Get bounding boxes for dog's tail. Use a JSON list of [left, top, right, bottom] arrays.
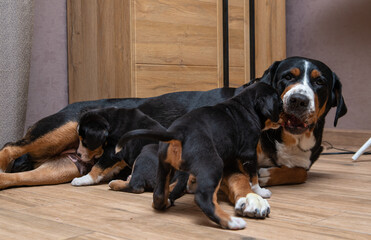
[[115, 129, 178, 154]]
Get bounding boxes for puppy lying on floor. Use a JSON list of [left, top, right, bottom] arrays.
[[116, 82, 283, 230]]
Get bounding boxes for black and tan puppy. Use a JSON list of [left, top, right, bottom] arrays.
[[109, 143, 190, 201], [108, 144, 159, 193], [71, 107, 166, 186], [116, 82, 283, 230]]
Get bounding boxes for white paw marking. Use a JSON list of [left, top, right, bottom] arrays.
[[259, 168, 271, 187], [259, 168, 271, 177], [235, 193, 270, 219], [251, 183, 272, 198], [71, 174, 95, 186], [227, 217, 246, 230]]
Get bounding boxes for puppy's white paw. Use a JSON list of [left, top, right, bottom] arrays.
[[258, 168, 271, 187], [71, 174, 94, 186], [235, 193, 270, 219], [227, 217, 246, 230], [251, 183, 272, 198]]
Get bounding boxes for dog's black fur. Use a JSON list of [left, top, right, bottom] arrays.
[[116, 82, 282, 229]]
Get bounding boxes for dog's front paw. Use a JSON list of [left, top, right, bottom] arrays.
[[71, 174, 94, 186], [258, 168, 272, 187], [251, 183, 272, 198], [235, 193, 270, 219]]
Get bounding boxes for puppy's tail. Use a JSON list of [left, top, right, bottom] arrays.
[[115, 129, 178, 154]]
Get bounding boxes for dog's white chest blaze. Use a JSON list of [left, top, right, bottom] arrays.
[[275, 131, 315, 169]]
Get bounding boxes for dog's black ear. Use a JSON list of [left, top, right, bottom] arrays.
[[332, 73, 347, 127], [257, 61, 282, 86], [90, 115, 110, 141], [79, 112, 110, 145], [256, 94, 282, 123]]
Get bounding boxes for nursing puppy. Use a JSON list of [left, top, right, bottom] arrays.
[[72, 107, 166, 186], [109, 143, 189, 201], [116, 82, 283, 230]]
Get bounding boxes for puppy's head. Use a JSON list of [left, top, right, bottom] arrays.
[[77, 111, 109, 162], [253, 82, 283, 129], [258, 57, 347, 135]]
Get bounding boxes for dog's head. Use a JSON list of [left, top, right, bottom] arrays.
[[258, 57, 347, 135], [77, 111, 109, 162]]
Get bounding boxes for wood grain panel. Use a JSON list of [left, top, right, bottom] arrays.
[[68, 0, 98, 103], [67, 0, 131, 103], [67, 0, 286, 102], [134, 0, 219, 66], [255, 0, 286, 78], [135, 64, 218, 97], [228, 0, 245, 68], [229, 66, 245, 88], [228, 0, 251, 84]]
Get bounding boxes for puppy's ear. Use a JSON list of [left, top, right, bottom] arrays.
[[256, 94, 282, 123], [332, 73, 347, 127], [257, 61, 281, 86]]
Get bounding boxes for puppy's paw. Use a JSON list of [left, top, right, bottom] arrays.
[[71, 174, 94, 186], [108, 179, 127, 191], [235, 193, 270, 219], [258, 168, 272, 187], [251, 183, 272, 198], [226, 217, 246, 230], [152, 198, 172, 210]]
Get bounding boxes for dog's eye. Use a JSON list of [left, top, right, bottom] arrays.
[[283, 74, 294, 81], [315, 78, 325, 85]]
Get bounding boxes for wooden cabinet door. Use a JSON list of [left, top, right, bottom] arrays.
[[132, 0, 223, 97], [67, 0, 285, 103]]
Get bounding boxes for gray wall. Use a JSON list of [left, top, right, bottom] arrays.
[[286, 0, 371, 130], [25, 0, 68, 129]]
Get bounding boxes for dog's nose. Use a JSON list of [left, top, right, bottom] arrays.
[[76, 152, 82, 158], [289, 94, 309, 109]]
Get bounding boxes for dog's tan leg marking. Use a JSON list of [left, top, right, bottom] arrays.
[[213, 181, 246, 230], [259, 166, 307, 186], [164, 140, 182, 170], [0, 156, 80, 189], [169, 179, 177, 192], [221, 173, 253, 204], [0, 121, 79, 171]]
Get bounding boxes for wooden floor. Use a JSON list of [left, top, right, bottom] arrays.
[[0, 148, 370, 239]]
